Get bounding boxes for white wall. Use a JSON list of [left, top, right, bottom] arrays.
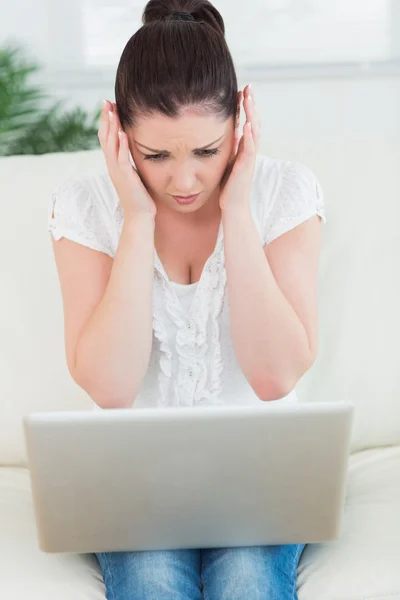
[[2, 0, 399, 147], [29, 73, 400, 147]]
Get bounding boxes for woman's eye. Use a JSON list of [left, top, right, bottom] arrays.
[[143, 148, 220, 162], [144, 154, 165, 162], [197, 149, 220, 158]]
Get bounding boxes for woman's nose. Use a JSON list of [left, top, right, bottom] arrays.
[[171, 169, 197, 194]]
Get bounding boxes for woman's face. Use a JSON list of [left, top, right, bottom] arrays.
[[127, 108, 236, 214]]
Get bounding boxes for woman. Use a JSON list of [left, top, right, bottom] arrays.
[[48, 0, 326, 598]]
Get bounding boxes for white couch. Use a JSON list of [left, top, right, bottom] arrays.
[[1, 140, 399, 599]]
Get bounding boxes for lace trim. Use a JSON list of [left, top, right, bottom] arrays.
[[281, 161, 326, 222], [152, 274, 174, 407], [152, 238, 226, 408], [262, 161, 326, 246]]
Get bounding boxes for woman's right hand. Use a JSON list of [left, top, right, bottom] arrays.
[[98, 100, 157, 219]]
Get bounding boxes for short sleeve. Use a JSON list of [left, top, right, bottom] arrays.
[[263, 161, 326, 246], [47, 176, 116, 258]]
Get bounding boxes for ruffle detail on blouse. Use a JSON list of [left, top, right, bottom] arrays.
[[152, 274, 174, 407], [152, 235, 227, 408], [202, 241, 227, 405]]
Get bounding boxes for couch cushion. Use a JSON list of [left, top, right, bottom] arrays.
[[298, 445, 400, 599], [1, 141, 400, 465], [0, 467, 106, 599], [1, 445, 399, 599]]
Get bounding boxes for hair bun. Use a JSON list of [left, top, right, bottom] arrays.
[[142, 0, 225, 37]]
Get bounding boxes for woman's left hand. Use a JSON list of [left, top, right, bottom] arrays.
[[219, 84, 262, 213]]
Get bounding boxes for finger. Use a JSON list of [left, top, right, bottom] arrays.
[[236, 91, 243, 124], [231, 125, 241, 161], [236, 133, 245, 160], [106, 107, 119, 164], [244, 121, 255, 156], [113, 105, 135, 170], [244, 85, 259, 125], [238, 122, 255, 170], [112, 103, 120, 125], [243, 88, 252, 127], [112, 104, 123, 135], [230, 91, 243, 161], [235, 120, 253, 164], [236, 90, 243, 127], [249, 84, 255, 102], [98, 100, 111, 149], [227, 134, 244, 179], [117, 129, 131, 170], [245, 86, 261, 150]]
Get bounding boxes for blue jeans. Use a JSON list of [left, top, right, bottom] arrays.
[[95, 543, 305, 599]]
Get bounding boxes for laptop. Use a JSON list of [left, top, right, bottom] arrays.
[[23, 401, 354, 554]]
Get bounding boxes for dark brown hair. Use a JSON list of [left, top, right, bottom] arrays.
[[115, 0, 238, 132]]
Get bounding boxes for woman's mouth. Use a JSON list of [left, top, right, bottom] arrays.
[[172, 193, 200, 205]]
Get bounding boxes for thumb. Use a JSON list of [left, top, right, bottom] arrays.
[[236, 134, 245, 159]]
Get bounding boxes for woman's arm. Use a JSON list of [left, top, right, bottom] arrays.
[[73, 213, 156, 408], [222, 207, 321, 401]]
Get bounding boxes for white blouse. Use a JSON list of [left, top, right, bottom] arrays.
[[48, 154, 326, 409]]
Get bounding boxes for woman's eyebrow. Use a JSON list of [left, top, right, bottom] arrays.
[[134, 134, 225, 153]]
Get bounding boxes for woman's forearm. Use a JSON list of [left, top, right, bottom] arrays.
[[74, 213, 156, 408], [222, 207, 312, 400]]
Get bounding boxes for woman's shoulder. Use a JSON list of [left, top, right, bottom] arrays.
[[251, 153, 326, 245], [253, 153, 321, 190], [250, 153, 291, 216], [48, 168, 122, 258], [51, 167, 119, 214], [253, 153, 324, 205]]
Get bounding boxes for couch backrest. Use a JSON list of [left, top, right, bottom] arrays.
[[1, 141, 399, 466]]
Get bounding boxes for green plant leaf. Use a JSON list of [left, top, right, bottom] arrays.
[[0, 41, 103, 156]]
